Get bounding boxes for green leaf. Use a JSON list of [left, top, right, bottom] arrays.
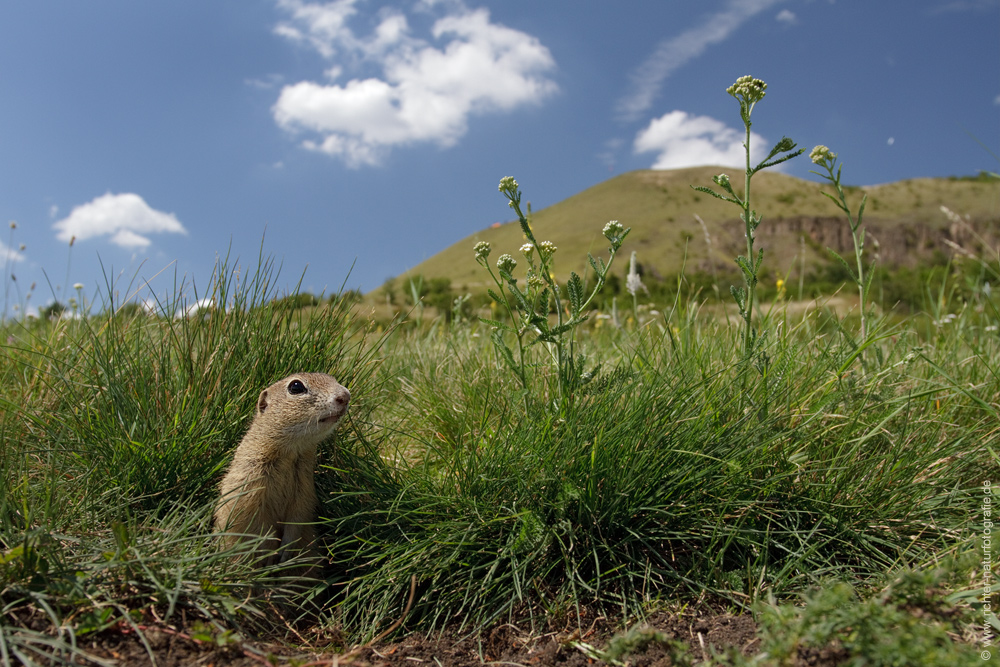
[[587, 252, 600, 276], [820, 190, 850, 215], [730, 284, 746, 312], [735, 255, 753, 279], [567, 272, 584, 315], [518, 215, 533, 241], [479, 317, 516, 333], [765, 136, 797, 162], [508, 284, 532, 312], [491, 329, 519, 373], [486, 288, 504, 304], [691, 185, 740, 205], [751, 138, 804, 174], [863, 261, 877, 293], [751, 147, 806, 174], [827, 247, 859, 283]]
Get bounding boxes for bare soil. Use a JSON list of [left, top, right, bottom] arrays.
[[68, 606, 848, 667]]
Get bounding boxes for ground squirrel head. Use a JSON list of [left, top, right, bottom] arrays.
[[253, 372, 350, 450]]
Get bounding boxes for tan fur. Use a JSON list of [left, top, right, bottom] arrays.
[[214, 372, 350, 567]]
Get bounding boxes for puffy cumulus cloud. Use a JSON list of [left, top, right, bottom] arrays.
[[53, 193, 187, 249], [272, 1, 557, 167], [633, 110, 767, 170]]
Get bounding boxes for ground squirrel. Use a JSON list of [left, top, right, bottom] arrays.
[[214, 372, 350, 567]]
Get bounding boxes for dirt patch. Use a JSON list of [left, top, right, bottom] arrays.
[[76, 607, 761, 666]]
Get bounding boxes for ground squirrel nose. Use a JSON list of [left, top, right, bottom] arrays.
[[336, 388, 350, 406]]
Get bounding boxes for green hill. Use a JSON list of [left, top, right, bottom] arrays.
[[393, 166, 999, 297]]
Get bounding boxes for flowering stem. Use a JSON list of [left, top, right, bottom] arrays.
[[810, 147, 870, 346], [741, 121, 756, 356], [476, 255, 530, 395], [506, 197, 566, 404], [484, 178, 630, 413]]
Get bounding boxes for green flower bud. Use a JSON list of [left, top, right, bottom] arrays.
[[726, 75, 767, 105], [498, 176, 519, 195], [497, 253, 517, 274], [809, 145, 836, 166]]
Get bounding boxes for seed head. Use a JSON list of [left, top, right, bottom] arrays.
[[8, 221, 16, 230], [474, 241, 491, 260]]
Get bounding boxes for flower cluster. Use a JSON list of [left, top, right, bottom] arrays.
[[474, 241, 492, 260], [726, 75, 767, 105], [520, 243, 534, 260], [538, 240, 557, 259], [713, 173, 730, 189], [603, 220, 628, 249], [498, 176, 518, 194], [496, 253, 517, 274], [809, 145, 837, 168]]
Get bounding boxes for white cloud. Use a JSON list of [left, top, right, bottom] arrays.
[[633, 110, 767, 170], [616, 0, 786, 122], [775, 9, 797, 23], [53, 193, 187, 249], [274, 0, 360, 58], [597, 137, 625, 170], [272, 1, 557, 166], [994, 93, 1000, 105], [1, 239, 25, 264], [245, 73, 285, 90]]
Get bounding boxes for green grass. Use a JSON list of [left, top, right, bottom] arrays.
[[0, 248, 994, 663]]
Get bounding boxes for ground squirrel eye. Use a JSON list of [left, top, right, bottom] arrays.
[[287, 379, 307, 395]]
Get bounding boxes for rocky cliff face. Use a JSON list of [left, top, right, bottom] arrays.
[[713, 213, 999, 269]]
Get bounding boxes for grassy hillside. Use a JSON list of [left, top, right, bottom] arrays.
[[395, 167, 999, 293]]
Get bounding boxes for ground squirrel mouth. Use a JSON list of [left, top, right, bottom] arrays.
[[319, 412, 343, 424]]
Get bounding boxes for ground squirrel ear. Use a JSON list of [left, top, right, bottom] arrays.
[[257, 388, 270, 415]]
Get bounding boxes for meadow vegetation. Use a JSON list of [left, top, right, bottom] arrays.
[[0, 77, 995, 665]]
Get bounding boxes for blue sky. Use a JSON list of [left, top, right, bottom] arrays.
[[1, 0, 997, 315]]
